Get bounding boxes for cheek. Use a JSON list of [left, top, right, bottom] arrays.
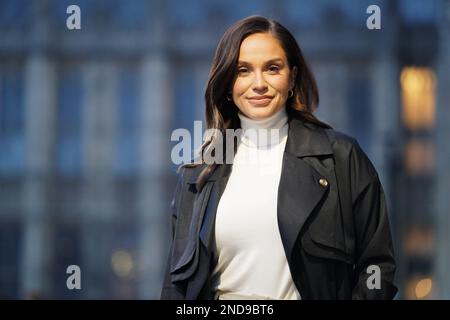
[[232, 78, 250, 97], [270, 77, 291, 94]]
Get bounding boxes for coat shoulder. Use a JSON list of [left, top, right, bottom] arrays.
[[322, 127, 379, 181], [323, 128, 358, 154], [176, 161, 205, 182]]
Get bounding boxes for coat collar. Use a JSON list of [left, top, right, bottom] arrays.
[[285, 115, 333, 158]]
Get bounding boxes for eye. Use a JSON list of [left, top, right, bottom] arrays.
[[268, 65, 280, 73], [238, 67, 249, 75]]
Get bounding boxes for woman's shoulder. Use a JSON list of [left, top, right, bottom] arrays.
[[302, 119, 366, 159], [174, 162, 199, 182], [322, 126, 358, 153], [174, 161, 209, 188], [292, 114, 363, 159], [321, 126, 380, 182]]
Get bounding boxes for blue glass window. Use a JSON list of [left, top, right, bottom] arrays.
[[0, 65, 25, 177], [399, 0, 438, 24], [347, 75, 373, 156], [112, 0, 149, 30], [114, 66, 139, 177], [0, 0, 31, 30], [55, 66, 83, 176], [167, 0, 207, 28], [0, 222, 21, 299], [207, 0, 270, 23]]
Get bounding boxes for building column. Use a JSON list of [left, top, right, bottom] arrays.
[[370, 1, 401, 189], [435, 0, 450, 299], [136, 52, 172, 299], [20, 53, 56, 298], [371, 51, 399, 190], [80, 62, 118, 298]]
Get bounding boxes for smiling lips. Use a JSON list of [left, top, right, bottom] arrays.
[[247, 95, 273, 106]]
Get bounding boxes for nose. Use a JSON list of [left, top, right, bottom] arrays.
[[252, 71, 268, 92]]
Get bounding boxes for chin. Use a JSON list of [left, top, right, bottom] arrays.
[[244, 105, 278, 120]]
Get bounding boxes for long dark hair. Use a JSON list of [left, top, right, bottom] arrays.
[[183, 15, 331, 190]]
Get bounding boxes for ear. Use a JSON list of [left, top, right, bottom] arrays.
[[290, 66, 298, 89]]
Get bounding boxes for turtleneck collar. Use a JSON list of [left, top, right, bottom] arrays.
[[237, 107, 289, 148]]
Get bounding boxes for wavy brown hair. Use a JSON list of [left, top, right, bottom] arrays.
[[182, 15, 331, 191]]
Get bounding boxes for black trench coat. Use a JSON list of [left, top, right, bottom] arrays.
[[160, 115, 398, 300]]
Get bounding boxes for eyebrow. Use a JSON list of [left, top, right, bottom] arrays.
[[237, 58, 284, 65]]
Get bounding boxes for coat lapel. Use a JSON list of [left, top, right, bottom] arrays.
[[170, 178, 214, 282], [199, 165, 231, 251], [276, 116, 334, 263], [178, 164, 230, 298], [277, 152, 330, 261], [171, 163, 230, 282]]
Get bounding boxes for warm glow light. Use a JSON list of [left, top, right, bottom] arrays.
[[400, 67, 436, 130], [415, 278, 432, 299], [111, 250, 134, 278], [404, 139, 434, 175], [404, 227, 435, 255]]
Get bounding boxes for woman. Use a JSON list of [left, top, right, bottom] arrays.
[[161, 15, 397, 300]]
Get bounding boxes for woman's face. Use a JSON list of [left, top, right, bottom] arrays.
[[232, 32, 297, 120]]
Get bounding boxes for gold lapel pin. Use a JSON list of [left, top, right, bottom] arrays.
[[319, 178, 329, 187]]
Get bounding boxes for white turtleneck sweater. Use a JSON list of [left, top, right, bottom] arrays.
[[210, 107, 301, 300]]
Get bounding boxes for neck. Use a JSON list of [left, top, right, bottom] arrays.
[[237, 107, 288, 148]]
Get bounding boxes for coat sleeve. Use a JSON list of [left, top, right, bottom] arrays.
[[349, 142, 398, 300], [160, 167, 186, 299]]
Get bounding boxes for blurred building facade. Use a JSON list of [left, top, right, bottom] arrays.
[[0, 0, 448, 299]]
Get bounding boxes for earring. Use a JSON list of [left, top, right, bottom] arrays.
[[226, 93, 232, 101], [288, 89, 294, 98]]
